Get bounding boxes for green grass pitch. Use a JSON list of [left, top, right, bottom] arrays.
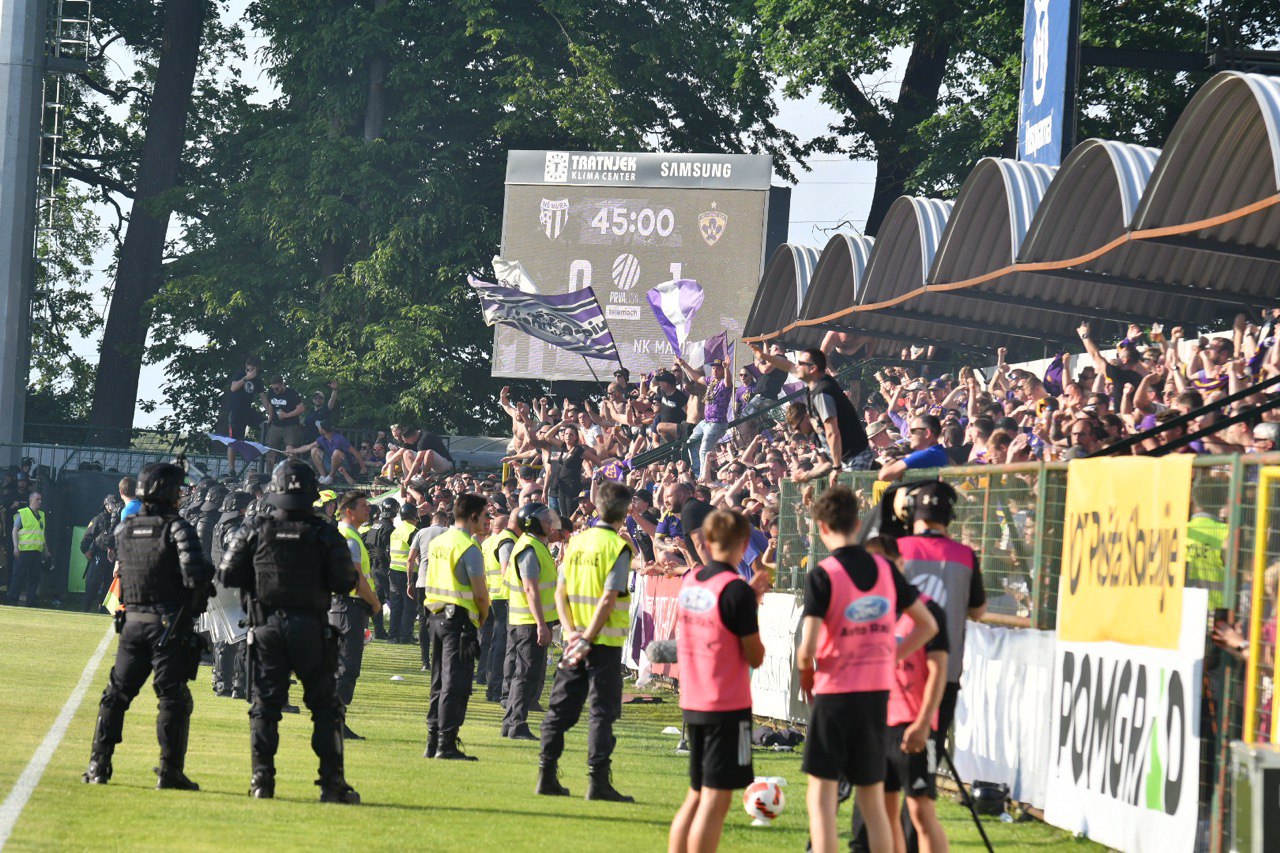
[[0, 606, 1100, 850]]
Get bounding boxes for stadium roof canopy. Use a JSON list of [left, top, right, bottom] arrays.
[[742, 243, 819, 338], [745, 71, 1280, 357]]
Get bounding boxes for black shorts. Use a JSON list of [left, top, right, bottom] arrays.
[[683, 709, 754, 791], [883, 724, 938, 798], [225, 415, 253, 440], [801, 691, 888, 785]]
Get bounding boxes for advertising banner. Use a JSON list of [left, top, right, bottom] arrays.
[[1045, 588, 1207, 852], [953, 623, 1057, 808], [750, 592, 806, 722], [1057, 456, 1193, 650], [1018, 0, 1074, 165]]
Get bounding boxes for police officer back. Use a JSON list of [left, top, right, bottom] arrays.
[[422, 493, 491, 760], [537, 480, 634, 802], [332, 490, 382, 740], [210, 491, 253, 699], [386, 503, 419, 643], [82, 463, 214, 791], [363, 497, 397, 639], [218, 460, 363, 803], [80, 494, 122, 612], [501, 503, 558, 740]]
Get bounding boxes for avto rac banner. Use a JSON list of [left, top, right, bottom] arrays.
[[1018, 0, 1071, 165], [1046, 456, 1202, 853]]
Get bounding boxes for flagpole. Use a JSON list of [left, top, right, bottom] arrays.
[[580, 354, 609, 395]]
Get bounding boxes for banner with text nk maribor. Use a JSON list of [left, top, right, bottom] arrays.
[[1045, 456, 1204, 853], [1018, 0, 1073, 165]]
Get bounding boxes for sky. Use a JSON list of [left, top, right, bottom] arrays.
[[72, 5, 881, 429]]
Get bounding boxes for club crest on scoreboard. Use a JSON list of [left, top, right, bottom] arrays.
[[540, 198, 570, 240], [699, 204, 727, 246]]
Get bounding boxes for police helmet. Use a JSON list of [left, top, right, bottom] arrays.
[[399, 503, 420, 522], [516, 502, 558, 537], [380, 497, 400, 516], [104, 493, 124, 512], [201, 483, 229, 513], [137, 462, 186, 507], [313, 488, 338, 509], [266, 460, 319, 510]]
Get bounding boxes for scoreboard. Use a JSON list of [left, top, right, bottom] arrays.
[[493, 150, 783, 382]]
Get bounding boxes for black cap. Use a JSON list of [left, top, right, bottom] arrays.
[[633, 488, 653, 506], [655, 371, 677, 385]]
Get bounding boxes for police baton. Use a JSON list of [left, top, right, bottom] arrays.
[[937, 747, 995, 853], [158, 603, 190, 649]]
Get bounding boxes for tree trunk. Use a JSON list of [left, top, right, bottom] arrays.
[[88, 0, 206, 444], [363, 0, 388, 143], [864, 28, 952, 236]]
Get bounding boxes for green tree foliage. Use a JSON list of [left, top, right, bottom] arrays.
[[141, 0, 798, 436], [757, 0, 1279, 232]]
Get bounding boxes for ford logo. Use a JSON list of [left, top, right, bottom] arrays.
[[679, 587, 717, 614], [845, 596, 890, 623]]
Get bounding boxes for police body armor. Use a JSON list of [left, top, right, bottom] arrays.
[[251, 516, 332, 612], [116, 515, 184, 607]]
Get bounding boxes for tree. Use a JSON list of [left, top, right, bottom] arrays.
[[85, 0, 208, 443], [145, 0, 799, 435], [756, 0, 1279, 235]]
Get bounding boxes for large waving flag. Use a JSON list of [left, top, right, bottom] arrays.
[[470, 276, 620, 361], [646, 279, 704, 350], [683, 330, 732, 370]]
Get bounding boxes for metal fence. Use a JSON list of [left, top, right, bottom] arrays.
[[774, 453, 1280, 852]]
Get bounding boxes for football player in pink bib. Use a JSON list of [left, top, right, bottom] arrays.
[[668, 509, 768, 853], [798, 486, 938, 853]]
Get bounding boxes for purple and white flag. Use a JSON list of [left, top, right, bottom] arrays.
[[469, 276, 620, 361], [683, 330, 731, 370], [646, 279, 704, 351]]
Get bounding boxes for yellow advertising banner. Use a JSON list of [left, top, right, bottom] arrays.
[[1056, 456, 1193, 649]]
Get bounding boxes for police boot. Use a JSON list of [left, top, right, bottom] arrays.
[[435, 733, 478, 761], [249, 769, 275, 799], [536, 760, 570, 796], [155, 767, 200, 791], [82, 755, 112, 785], [318, 778, 362, 805], [586, 767, 634, 803], [508, 724, 538, 741], [423, 728, 439, 759]]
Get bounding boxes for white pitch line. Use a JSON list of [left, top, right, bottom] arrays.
[[0, 625, 114, 849]]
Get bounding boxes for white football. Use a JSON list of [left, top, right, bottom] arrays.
[[743, 778, 786, 825]]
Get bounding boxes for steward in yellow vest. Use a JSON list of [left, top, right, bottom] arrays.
[[501, 503, 561, 741], [536, 481, 634, 802], [478, 514, 516, 701], [332, 491, 382, 741], [7, 492, 50, 608], [422, 493, 491, 761]]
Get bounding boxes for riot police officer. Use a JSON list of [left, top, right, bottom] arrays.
[[362, 498, 395, 640], [82, 462, 215, 790], [80, 494, 121, 612], [210, 491, 253, 699], [196, 484, 228, 558], [219, 460, 363, 803]]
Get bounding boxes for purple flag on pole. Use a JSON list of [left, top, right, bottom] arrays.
[[469, 276, 620, 361], [683, 330, 730, 369], [646, 279, 704, 351]]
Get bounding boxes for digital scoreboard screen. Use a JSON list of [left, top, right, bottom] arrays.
[[494, 150, 778, 382]]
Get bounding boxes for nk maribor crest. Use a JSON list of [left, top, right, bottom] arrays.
[[540, 198, 570, 240], [698, 203, 727, 246]]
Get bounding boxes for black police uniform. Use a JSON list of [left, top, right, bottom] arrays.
[[83, 480, 214, 790], [80, 501, 117, 612], [219, 495, 360, 802], [363, 511, 393, 640], [210, 495, 252, 699]]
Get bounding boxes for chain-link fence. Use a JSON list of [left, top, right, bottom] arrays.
[[774, 454, 1280, 851]]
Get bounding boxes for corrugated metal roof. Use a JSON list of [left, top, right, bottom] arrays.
[[931, 158, 1055, 283], [742, 243, 821, 337], [859, 197, 953, 306], [779, 232, 876, 348], [744, 71, 1280, 355]]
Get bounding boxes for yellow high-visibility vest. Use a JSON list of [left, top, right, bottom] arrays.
[[507, 534, 557, 627], [561, 526, 631, 647], [481, 530, 516, 602], [16, 507, 46, 553], [424, 527, 480, 625], [339, 523, 373, 598]]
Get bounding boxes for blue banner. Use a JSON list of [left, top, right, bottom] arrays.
[[1018, 0, 1072, 166]]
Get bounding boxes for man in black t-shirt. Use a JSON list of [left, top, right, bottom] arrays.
[[624, 490, 660, 564], [305, 382, 340, 441], [400, 427, 455, 481], [654, 372, 689, 445], [224, 356, 263, 474], [262, 377, 306, 467]]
